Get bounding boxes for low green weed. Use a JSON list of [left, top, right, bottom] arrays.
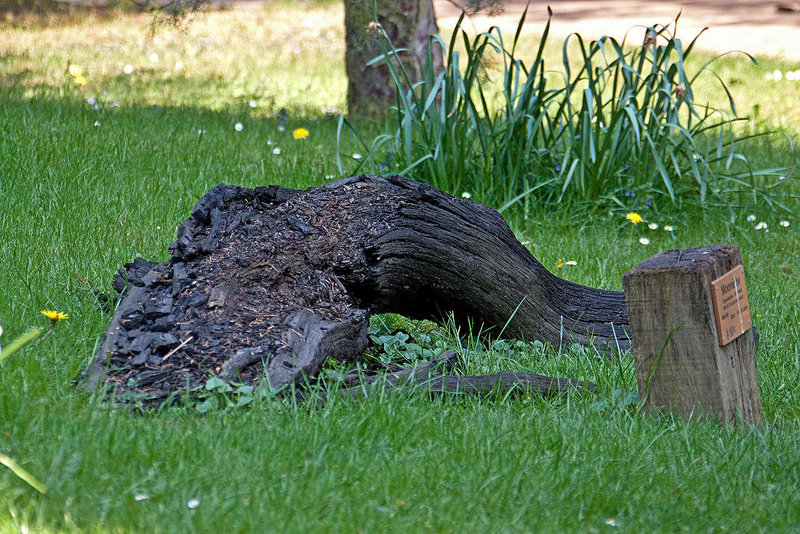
[[193, 376, 259, 413], [365, 315, 450, 366]]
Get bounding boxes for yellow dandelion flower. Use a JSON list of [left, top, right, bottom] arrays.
[[68, 64, 84, 77], [625, 212, 643, 225], [292, 127, 309, 140], [556, 258, 564, 270], [41, 310, 69, 323], [74, 75, 87, 86]]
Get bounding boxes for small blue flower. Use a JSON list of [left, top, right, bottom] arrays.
[[625, 191, 631, 197], [555, 164, 561, 172]]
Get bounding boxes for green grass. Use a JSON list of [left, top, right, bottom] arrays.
[[1, 3, 800, 532]]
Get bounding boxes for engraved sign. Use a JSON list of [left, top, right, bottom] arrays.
[[710, 264, 752, 346]]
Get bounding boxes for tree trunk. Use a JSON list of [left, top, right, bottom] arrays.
[[84, 175, 628, 404], [344, 0, 443, 117]]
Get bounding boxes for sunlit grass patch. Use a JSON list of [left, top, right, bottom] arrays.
[[0, 2, 347, 114], [0, 3, 799, 531]]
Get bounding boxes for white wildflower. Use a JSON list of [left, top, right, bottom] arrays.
[[639, 237, 650, 245]]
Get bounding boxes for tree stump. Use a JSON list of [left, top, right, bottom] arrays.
[[622, 245, 762, 424], [84, 175, 629, 404]]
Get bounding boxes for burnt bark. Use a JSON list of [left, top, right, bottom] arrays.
[[85, 175, 628, 403]]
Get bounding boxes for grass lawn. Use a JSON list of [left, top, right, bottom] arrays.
[[1, 2, 799, 531]]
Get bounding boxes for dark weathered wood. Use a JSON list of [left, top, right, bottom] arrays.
[[339, 369, 590, 400], [334, 349, 462, 388], [340, 178, 629, 349], [622, 245, 763, 424], [85, 174, 627, 403], [327, 349, 461, 400], [330, 351, 591, 400], [423, 372, 589, 397]]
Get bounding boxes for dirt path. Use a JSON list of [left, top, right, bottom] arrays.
[[435, 0, 800, 62]]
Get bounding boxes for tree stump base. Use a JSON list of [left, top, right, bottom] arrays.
[[622, 245, 762, 424], [84, 175, 630, 404]]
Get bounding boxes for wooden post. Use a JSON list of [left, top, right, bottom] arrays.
[[622, 245, 762, 424]]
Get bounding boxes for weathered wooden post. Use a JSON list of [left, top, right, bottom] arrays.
[[622, 245, 762, 424]]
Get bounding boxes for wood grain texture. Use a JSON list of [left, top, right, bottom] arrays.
[[622, 245, 762, 424], [85, 175, 624, 403]]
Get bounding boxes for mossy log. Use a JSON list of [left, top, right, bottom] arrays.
[[84, 175, 629, 403]]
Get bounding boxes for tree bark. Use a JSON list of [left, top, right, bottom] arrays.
[[84, 175, 628, 403], [344, 0, 443, 117]]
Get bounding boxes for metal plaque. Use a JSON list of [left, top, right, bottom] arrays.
[[710, 264, 752, 346]]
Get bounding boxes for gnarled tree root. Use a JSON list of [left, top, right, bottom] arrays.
[[84, 175, 627, 404], [303, 351, 592, 403]]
